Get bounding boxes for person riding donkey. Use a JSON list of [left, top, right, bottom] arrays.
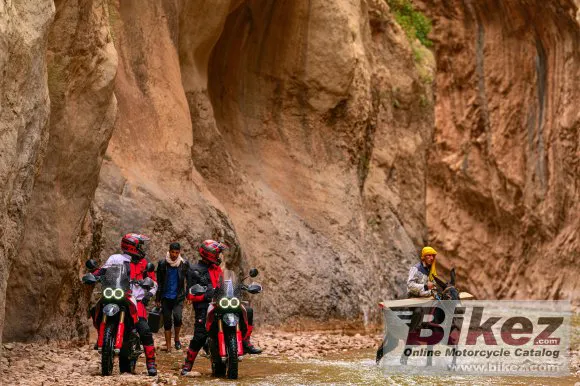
[[407, 246, 438, 298], [376, 246, 461, 365]]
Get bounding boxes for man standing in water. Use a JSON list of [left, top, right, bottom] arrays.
[[156, 242, 190, 352], [407, 246, 438, 298]]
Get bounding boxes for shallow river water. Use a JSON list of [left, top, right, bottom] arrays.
[[159, 347, 579, 385]]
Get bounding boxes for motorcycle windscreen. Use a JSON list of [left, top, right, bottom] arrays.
[[218, 269, 241, 298], [101, 264, 130, 291]]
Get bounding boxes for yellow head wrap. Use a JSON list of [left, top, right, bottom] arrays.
[[421, 246, 438, 281]]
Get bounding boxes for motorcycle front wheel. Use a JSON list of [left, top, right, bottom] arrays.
[[101, 322, 117, 376], [225, 333, 238, 379]]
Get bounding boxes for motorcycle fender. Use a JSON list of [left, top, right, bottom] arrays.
[[115, 312, 126, 350], [237, 329, 243, 356], [97, 321, 106, 348], [103, 303, 120, 317], [218, 331, 226, 357]]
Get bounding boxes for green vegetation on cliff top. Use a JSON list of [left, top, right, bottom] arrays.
[[387, 0, 433, 47]]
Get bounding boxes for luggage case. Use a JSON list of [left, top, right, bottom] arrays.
[[148, 306, 163, 333]]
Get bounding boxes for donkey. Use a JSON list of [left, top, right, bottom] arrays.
[[376, 268, 461, 368]]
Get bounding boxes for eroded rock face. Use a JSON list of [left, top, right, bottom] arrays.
[[203, 0, 433, 323], [420, 0, 580, 303], [0, 0, 55, 348], [3, 0, 118, 342], [3, 0, 578, 345], [92, 0, 240, 282], [91, 0, 432, 327]]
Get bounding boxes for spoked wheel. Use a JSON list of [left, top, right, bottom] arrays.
[[101, 323, 116, 376], [210, 338, 226, 377], [225, 333, 238, 379]]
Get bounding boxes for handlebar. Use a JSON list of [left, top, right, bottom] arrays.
[[188, 283, 263, 296]]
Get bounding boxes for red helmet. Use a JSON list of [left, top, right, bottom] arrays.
[[121, 233, 150, 261], [199, 240, 228, 264]]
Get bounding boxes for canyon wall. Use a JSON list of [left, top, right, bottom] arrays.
[[91, 0, 433, 330], [0, 0, 55, 348], [4, 0, 118, 342], [0, 0, 578, 344], [419, 0, 580, 302]]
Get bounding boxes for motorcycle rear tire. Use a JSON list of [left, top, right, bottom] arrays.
[[226, 333, 238, 379], [119, 354, 136, 374], [210, 338, 226, 377], [119, 340, 138, 374], [101, 322, 116, 376]]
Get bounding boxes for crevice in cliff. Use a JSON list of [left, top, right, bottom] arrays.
[[357, 82, 380, 194], [467, 1, 491, 156], [534, 34, 548, 193]]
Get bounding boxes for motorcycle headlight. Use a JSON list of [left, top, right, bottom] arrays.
[[103, 288, 114, 299], [229, 297, 240, 308], [223, 313, 239, 327], [113, 288, 124, 300], [219, 298, 230, 309]]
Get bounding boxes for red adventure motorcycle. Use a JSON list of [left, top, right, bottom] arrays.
[[190, 268, 262, 379], [82, 260, 155, 376]]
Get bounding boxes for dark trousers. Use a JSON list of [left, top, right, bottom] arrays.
[[246, 307, 254, 326], [162, 297, 184, 330], [136, 317, 154, 346], [188, 307, 208, 352]]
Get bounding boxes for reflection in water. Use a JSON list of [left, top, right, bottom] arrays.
[[155, 315, 579, 385], [157, 347, 578, 386]]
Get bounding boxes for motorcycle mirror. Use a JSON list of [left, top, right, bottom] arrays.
[[247, 283, 262, 294], [189, 284, 207, 296], [141, 277, 155, 290], [81, 273, 98, 285], [249, 268, 259, 278], [85, 259, 98, 271], [146, 262, 155, 273]]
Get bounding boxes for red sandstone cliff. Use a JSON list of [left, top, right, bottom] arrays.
[[0, 0, 578, 347]]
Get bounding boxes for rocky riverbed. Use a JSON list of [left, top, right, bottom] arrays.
[[2, 330, 579, 385], [0, 331, 380, 385]]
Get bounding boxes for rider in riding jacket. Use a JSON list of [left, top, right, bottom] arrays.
[[181, 240, 262, 376], [95, 233, 159, 376], [407, 246, 438, 298]]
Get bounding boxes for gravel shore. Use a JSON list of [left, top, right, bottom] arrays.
[[2, 331, 578, 385], [1, 331, 380, 385]]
